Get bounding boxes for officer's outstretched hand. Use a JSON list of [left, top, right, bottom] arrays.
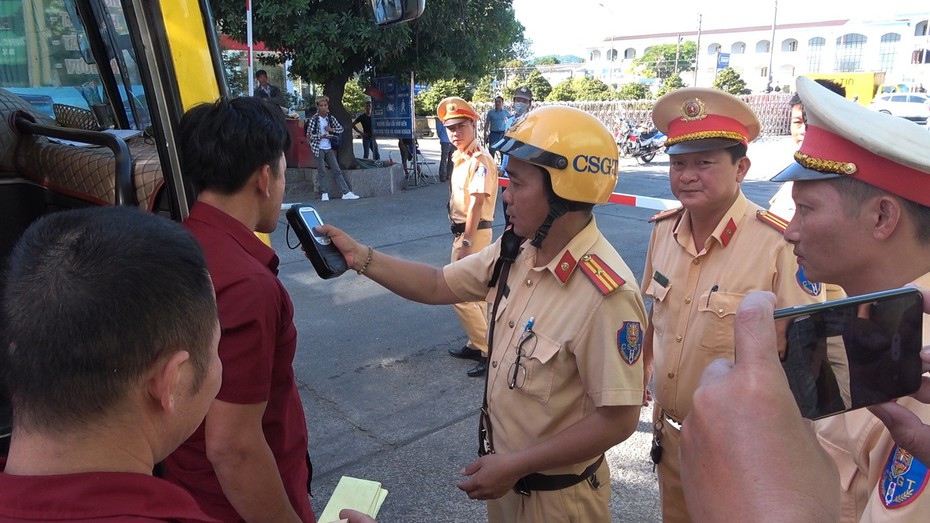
[[680, 291, 840, 523], [868, 285, 930, 464], [316, 224, 367, 273], [457, 453, 522, 501]]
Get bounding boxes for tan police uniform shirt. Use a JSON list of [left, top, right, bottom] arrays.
[[450, 138, 498, 224], [815, 271, 930, 523], [444, 216, 646, 465], [643, 192, 824, 420]]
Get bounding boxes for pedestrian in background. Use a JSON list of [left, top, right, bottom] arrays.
[[435, 115, 453, 182], [484, 96, 509, 155], [353, 101, 380, 161], [308, 96, 360, 201]]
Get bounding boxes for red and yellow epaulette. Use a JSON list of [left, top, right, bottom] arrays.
[[756, 210, 790, 232], [648, 207, 684, 223], [578, 254, 626, 296]]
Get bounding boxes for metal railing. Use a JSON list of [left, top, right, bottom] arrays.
[[474, 92, 793, 141]]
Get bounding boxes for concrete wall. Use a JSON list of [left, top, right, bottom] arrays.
[[284, 164, 407, 198]]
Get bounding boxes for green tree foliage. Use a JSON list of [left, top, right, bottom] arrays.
[[633, 41, 697, 80], [415, 79, 472, 116], [657, 75, 686, 97], [471, 76, 495, 103], [212, 0, 524, 165], [342, 77, 368, 115], [521, 70, 552, 101], [222, 51, 249, 97], [547, 78, 575, 101], [530, 56, 560, 65], [573, 77, 616, 101], [545, 77, 617, 101], [712, 67, 747, 95], [617, 82, 649, 100]]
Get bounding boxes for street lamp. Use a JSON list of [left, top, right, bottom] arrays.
[[767, 0, 778, 92], [694, 13, 702, 86]]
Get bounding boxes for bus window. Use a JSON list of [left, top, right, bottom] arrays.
[[0, 0, 148, 129]]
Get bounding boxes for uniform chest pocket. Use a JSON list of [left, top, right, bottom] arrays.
[[644, 277, 670, 336], [697, 291, 744, 353], [509, 332, 562, 403]]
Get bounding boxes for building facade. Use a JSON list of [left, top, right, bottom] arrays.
[[585, 14, 930, 95]]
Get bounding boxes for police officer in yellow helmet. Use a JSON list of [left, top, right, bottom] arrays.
[[318, 105, 646, 522]]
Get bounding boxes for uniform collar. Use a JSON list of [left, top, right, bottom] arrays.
[[452, 138, 484, 163], [525, 216, 600, 284], [674, 192, 748, 252]]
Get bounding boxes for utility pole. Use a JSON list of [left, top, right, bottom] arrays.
[[767, 0, 778, 92], [674, 33, 682, 76], [694, 13, 702, 86]]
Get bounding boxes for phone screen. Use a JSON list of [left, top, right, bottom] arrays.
[[775, 288, 923, 420], [299, 207, 330, 245]]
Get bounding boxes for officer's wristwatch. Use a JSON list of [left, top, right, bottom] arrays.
[[462, 238, 473, 247]]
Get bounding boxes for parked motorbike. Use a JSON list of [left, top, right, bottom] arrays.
[[616, 120, 666, 163]]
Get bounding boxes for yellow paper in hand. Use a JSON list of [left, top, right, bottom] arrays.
[[319, 476, 389, 523]]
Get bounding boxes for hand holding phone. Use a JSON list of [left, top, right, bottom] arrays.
[[775, 287, 924, 420], [285, 204, 348, 279]]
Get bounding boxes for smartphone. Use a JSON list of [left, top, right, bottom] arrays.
[[285, 204, 348, 279], [774, 287, 924, 420]]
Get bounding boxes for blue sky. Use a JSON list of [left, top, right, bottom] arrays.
[[512, 0, 930, 58]]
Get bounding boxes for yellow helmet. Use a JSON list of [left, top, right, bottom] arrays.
[[496, 105, 618, 204]]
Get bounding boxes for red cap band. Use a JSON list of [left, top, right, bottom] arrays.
[[666, 114, 751, 145], [802, 125, 930, 208]]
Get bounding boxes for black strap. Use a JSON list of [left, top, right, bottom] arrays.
[[451, 220, 493, 235], [513, 455, 604, 496], [478, 227, 524, 456]]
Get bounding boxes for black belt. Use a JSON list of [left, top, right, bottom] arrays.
[[451, 221, 493, 235], [513, 455, 604, 496]]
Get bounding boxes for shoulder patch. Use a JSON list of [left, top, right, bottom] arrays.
[[578, 254, 626, 296], [880, 445, 929, 509], [648, 207, 684, 223], [618, 322, 643, 365], [756, 210, 790, 232]]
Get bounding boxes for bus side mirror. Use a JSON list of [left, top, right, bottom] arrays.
[[371, 0, 426, 26]]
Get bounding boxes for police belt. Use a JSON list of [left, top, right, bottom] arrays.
[[451, 221, 493, 236], [513, 454, 604, 496]]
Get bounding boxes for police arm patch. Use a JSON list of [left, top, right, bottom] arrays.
[[618, 322, 643, 365], [880, 445, 929, 509], [796, 266, 822, 296]]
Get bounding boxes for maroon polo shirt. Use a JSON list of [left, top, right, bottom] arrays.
[[0, 471, 218, 522], [163, 202, 314, 522]]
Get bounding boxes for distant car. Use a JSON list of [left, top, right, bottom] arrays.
[[869, 93, 930, 124]]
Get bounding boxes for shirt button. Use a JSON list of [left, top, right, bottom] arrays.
[[692, 259, 700, 265], [675, 335, 683, 342], [508, 320, 514, 328], [718, 308, 724, 314], [525, 279, 533, 287], [684, 297, 692, 304], [492, 361, 498, 368], [667, 372, 675, 379]]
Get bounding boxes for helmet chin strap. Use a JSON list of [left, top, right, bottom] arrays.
[[530, 199, 586, 248]]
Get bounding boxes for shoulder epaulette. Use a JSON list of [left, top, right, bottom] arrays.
[[756, 210, 790, 232], [648, 207, 684, 223], [578, 254, 626, 296]]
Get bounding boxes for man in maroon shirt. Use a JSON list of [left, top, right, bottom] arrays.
[[163, 96, 315, 522], [0, 206, 220, 522]]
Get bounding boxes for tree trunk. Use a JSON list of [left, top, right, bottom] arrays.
[[323, 74, 358, 170]]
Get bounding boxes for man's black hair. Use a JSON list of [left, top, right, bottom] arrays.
[[1, 207, 217, 432], [255, 69, 268, 78], [179, 97, 290, 194]]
